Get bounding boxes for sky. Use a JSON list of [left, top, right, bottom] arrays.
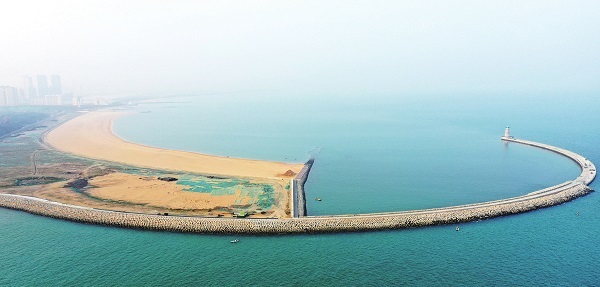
[[0, 0, 599, 98]]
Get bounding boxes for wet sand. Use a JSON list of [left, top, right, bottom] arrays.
[[44, 111, 303, 179]]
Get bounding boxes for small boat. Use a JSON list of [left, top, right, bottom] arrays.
[[455, 226, 460, 231], [315, 198, 322, 201], [230, 239, 240, 243]]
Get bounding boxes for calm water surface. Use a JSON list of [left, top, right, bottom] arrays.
[[1, 93, 598, 286]]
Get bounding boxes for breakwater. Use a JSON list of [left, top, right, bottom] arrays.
[[502, 137, 596, 185], [0, 138, 595, 234], [0, 182, 592, 234], [292, 158, 314, 217]]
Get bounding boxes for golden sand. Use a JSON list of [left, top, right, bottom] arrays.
[[44, 111, 303, 179]]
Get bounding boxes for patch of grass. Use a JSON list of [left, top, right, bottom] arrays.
[[14, 176, 65, 186]]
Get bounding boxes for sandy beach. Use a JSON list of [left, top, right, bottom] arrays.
[[44, 111, 303, 179]]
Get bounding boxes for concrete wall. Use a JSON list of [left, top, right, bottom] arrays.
[[292, 158, 313, 217]]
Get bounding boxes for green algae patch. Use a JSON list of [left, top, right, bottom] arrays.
[[257, 185, 275, 209], [176, 177, 278, 210], [177, 178, 241, 193]]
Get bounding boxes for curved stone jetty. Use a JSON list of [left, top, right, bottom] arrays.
[[501, 137, 596, 185], [0, 137, 595, 234]]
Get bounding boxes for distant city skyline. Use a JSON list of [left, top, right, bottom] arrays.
[[0, 74, 75, 106]]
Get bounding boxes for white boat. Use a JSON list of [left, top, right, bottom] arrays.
[[230, 239, 240, 243]]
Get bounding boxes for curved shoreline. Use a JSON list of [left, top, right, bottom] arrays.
[[0, 135, 595, 234], [43, 111, 304, 179]]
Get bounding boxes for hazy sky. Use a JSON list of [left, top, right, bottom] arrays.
[[1, 0, 599, 97]]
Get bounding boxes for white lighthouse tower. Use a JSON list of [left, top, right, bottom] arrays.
[[502, 126, 514, 140]]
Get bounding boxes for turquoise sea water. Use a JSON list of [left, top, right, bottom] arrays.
[[1, 93, 599, 286]]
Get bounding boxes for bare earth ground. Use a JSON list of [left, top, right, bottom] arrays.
[[25, 172, 290, 218]]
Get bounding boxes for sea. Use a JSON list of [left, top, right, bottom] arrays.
[[1, 92, 599, 286]]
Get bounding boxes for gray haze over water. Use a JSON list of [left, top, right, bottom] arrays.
[[1, 1, 599, 98]]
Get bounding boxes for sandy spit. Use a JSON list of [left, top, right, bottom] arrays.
[[44, 111, 303, 179]]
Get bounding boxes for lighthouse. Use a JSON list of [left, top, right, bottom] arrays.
[[502, 126, 514, 140]]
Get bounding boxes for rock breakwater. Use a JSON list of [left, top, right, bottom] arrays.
[[0, 138, 595, 234], [0, 181, 592, 234]]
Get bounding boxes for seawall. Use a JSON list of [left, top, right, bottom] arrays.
[[292, 158, 314, 217], [0, 182, 592, 234], [501, 137, 596, 185], [0, 138, 595, 234]]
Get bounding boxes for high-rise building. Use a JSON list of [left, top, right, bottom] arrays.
[[50, 74, 62, 94], [0, 86, 19, 106], [23, 76, 37, 100], [36, 75, 48, 98]]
